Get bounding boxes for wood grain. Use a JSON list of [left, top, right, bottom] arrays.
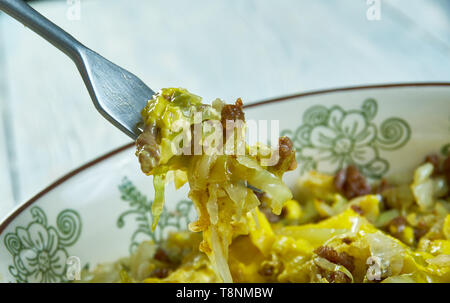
[[0, 29, 15, 219]]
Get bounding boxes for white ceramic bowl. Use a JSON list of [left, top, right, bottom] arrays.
[[1, 83, 449, 282]]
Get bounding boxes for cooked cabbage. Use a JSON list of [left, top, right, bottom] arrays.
[[82, 156, 450, 283], [80, 88, 450, 284], [135, 88, 295, 282]]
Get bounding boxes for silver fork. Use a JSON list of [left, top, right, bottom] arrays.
[[0, 0, 154, 139]]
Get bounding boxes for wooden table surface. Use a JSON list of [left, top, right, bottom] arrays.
[[0, 0, 449, 220]]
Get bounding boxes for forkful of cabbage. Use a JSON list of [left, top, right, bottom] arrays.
[[135, 88, 297, 282]]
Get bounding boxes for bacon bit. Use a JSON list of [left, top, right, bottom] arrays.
[[334, 165, 371, 200], [424, 154, 441, 176], [275, 136, 297, 171], [389, 216, 407, 234], [154, 247, 171, 263], [390, 216, 407, 226], [220, 98, 245, 129], [150, 267, 170, 279], [258, 263, 275, 277], [314, 246, 355, 272], [351, 205, 364, 215], [342, 237, 353, 245], [221, 98, 245, 144], [278, 136, 293, 159]]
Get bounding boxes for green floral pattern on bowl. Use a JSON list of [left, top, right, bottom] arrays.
[[117, 177, 195, 253], [282, 98, 411, 178], [3, 207, 82, 283]]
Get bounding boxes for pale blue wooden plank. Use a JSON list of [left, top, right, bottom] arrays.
[[0, 30, 15, 219], [387, 0, 450, 47]]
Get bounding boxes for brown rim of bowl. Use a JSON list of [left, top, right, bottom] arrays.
[[1, 82, 449, 234]]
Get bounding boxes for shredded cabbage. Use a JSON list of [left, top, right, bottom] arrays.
[[82, 152, 450, 283], [135, 88, 296, 282], [87, 88, 448, 284], [152, 174, 165, 230]]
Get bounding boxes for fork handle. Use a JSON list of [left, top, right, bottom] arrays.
[[0, 0, 85, 63]]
